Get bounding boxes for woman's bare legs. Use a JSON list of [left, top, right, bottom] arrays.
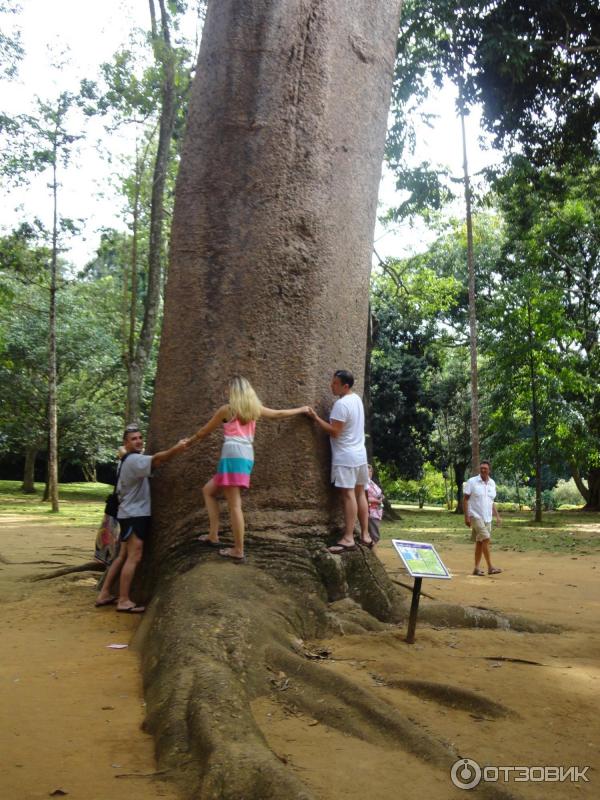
[[221, 486, 245, 559], [200, 478, 221, 543]]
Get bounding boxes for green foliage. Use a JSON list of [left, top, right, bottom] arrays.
[[0, 237, 126, 472], [552, 479, 585, 508], [0, 1, 23, 79], [472, 1, 600, 163], [483, 156, 600, 493], [383, 462, 448, 505], [0, 91, 83, 183]]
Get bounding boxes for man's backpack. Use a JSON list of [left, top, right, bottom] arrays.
[[104, 453, 130, 518]]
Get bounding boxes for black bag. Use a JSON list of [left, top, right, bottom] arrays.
[[104, 454, 130, 518], [104, 491, 119, 518]]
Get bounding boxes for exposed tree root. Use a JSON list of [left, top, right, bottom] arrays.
[[378, 679, 514, 718], [29, 561, 104, 581], [133, 536, 537, 799], [420, 602, 561, 633]]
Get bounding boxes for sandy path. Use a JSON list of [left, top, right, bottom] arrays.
[[0, 521, 177, 800], [1, 518, 598, 800]]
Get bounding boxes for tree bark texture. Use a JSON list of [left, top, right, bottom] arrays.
[[148, 0, 403, 556]]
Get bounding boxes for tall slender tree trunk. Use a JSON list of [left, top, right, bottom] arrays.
[[47, 135, 60, 512], [526, 300, 543, 522], [459, 97, 479, 477], [514, 474, 522, 510], [125, 162, 141, 422], [461, 115, 479, 476], [453, 460, 467, 514], [148, 0, 403, 560], [21, 447, 38, 493], [127, 0, 177, 423]]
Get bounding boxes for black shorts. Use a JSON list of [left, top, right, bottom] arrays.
[[119, 516, 152, 542]]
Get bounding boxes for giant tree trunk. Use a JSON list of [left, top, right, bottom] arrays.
[[149, 0, 402, 555], [139, 4, 541, 798]]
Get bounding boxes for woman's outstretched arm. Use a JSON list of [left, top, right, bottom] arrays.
[[186, 405, 230, 447], [260, 405, 311, 420]]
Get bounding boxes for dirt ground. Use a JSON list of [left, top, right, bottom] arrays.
[[1, 517, 598, 800]]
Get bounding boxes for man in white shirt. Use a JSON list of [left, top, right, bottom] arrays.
[[308, 370, 372, 553], [464, 460, 502, 576]]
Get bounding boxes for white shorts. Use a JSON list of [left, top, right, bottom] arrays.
[[471, 517, 492, 542], [331, 463, 369, 489]]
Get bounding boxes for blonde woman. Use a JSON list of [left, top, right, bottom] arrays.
[[186, 376, 309, 561]]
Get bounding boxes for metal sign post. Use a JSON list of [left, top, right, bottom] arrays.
[[391, 539, 452, 644]]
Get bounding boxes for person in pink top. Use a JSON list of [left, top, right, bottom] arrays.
[[185, 376, 308, 561], [366, 465, 384, 548]]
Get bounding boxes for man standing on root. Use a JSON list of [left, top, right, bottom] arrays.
[[95, 424, 187, 613], [308, 370, 372, 553], [464, 460, 502, 576]]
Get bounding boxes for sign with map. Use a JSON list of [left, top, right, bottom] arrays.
[[391, 540, 451, 579]]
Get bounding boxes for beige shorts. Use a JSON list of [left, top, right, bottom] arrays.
[[331, 463, 369, 489], [471, 517, 492, 542]]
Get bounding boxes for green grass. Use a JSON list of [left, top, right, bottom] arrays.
[[382, 505, 600, 554], [0, 480, 111, 527], [1, 481, 599, 551]]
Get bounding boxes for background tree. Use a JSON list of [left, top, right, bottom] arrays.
[[490, 154, 600, 508], [81, 1, 197, 423], [0, 236, 124, 490], [1, 88, 84, 508]]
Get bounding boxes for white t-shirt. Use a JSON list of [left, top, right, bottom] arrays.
[[464, 475, 496, 522], [329, 393, 368, 467], [117, 453, 153, 518]]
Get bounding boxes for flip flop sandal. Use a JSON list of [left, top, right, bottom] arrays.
[[327, 543, 357, 554], [95, 597, 117, 607], [218, 549, 246, 563], [472, 569, 485, 576], [116, 605, 146, 613], [197, 535, 222, 548], [488, 567, 503, 575]]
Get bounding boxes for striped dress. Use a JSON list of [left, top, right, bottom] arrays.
[[213, 417, 256, 488]]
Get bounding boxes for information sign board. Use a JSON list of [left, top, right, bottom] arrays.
[[391, 539, 451, 580]]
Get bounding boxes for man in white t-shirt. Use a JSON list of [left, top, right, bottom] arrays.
[[464, 460, 502, 576], [308, 370, 372, 553]]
